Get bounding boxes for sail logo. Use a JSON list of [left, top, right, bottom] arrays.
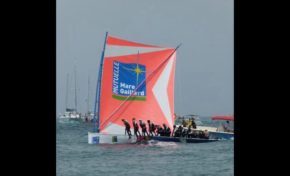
[[112, 61, 146, 101]]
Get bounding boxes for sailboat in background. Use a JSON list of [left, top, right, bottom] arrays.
[[59, 67, 81, 120], [196, 115, 234, 140]]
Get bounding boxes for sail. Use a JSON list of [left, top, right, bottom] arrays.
[[99, 35, 176, 134]]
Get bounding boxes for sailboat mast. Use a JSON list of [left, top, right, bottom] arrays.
[[74, 65, 77, 112], [65, 74, 69, 111], [87, 76, 90, 113], [93, 32, 108, 132]]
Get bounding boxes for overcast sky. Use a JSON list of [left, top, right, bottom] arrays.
[[57, 0, 233, 117]]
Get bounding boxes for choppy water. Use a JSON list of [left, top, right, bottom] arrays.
[[57, 118, 233, 176]]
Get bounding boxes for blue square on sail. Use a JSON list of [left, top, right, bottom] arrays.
[[112, 61, 146, 101]]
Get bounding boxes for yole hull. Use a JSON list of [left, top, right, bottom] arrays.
[[88, 132, 219, 144]]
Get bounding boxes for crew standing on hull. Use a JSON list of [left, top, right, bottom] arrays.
[[132, 118, 141, 137], [139, 120, 149, 137], [193, 118, 197, 129], [122, 119, 132, 139], [147, 120, 156, 136]]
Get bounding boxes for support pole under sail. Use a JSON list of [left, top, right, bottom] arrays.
[[93, 32, 108, 132]]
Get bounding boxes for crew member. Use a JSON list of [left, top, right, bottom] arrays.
[[191, 118, 197, 129], [132, 118, 141, 137], [122, 119, 132, 139], [162, 124, 170, 137], [147, 120, 156, 136], [139, 120, 149, 137], [157, 125, 163, 136], [172, 125, 176, 137]]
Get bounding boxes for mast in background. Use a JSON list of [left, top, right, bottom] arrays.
[[87, 75, 90, 113], [65, 73, 69, 111], [74, 65, 78, 112]]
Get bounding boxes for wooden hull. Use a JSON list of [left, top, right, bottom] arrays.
[[88, 133, 219, 144]]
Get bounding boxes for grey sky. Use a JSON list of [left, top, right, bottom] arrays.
[[57, 0, 233, 117]]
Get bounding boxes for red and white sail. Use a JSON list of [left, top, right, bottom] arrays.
[[99, 35, 177, 134]]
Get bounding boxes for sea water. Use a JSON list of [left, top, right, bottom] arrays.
[[56, 118, 233, 176]]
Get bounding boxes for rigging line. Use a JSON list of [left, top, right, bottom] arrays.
[[100, 44, 182, 130]]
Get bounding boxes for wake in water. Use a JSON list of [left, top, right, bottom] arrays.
[[97, 140, 179, 149], [147, 141, 179, 148], [150, 141, 178, 146]]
